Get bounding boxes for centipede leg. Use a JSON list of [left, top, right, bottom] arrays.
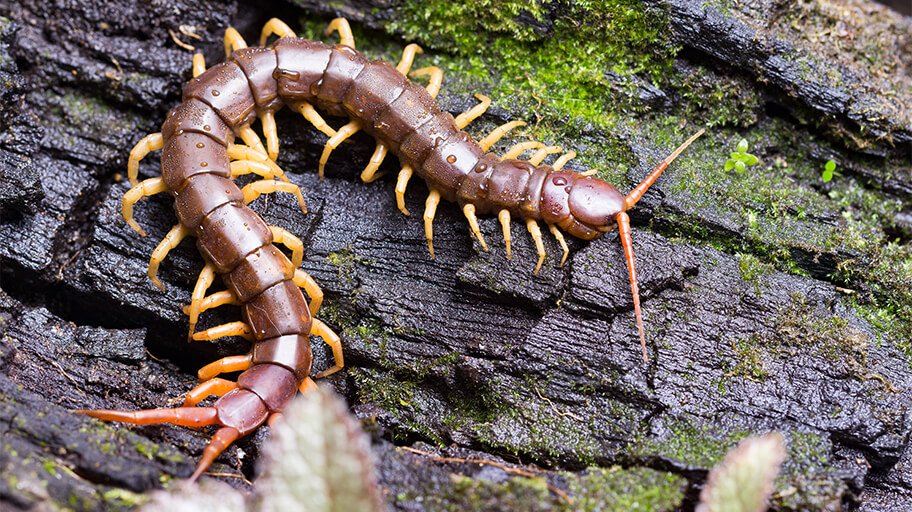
[[396, 43, 423, 75], [122, 177, 168, 237], [230, 160, 275, 180], [526, 219, 546, 275], [462, 204, 489, 251], [454, 93, 491, 130], [76, 406, 218, 428], [319, 121, 362, 179], [409, 67, 443, 98], [395, 165, 414, 216], [293, 269, 322, 316], [548, 223, 569, 266], [552, 151, 577, 171], [479, 121, 526, 152], [270, 226, 303, 268], [360, 143, 388, 183], [223, 27, 248, 58], [325, 18, 355, 48], [293, 102, 337, 137], [528, 146, 563, 166], [182, 290, 239, 316], [498, 209, 512, 260], [260, 18, 295, 46], [242, 180, 308, 215], [260, 110, 279, 160], [192, 53, 206, 78], [148, 223, 190, 291], [311, 319, 344, 378], [188, 263, 217, 339], [238, 125, 268, 158], [424, 189, 441, 259], [502, 141, 545, 160], [183, 378, 238, 407], [226, 144, 290, 182], [190, 427, 241, 482], [298, 377, 318, 394], [127, 133, 164, 186], [191, 321, 254, 342], [198, 354, 252, 381]]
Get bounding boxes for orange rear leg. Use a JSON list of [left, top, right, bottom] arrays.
[[183, 378, 238, 407], [75, 406, 218, 427]]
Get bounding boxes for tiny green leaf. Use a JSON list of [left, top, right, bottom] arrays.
[[696, 433, 786, 512], [725, 160, 735, 171], [744, 154, 759, 166], [730, 152, 741, 160], [737, 138, 749, 153], [735, 160, 746, 173], [825, 159, 836, 172], [822, 160, 836, 182]]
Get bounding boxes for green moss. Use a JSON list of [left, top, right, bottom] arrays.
[[41, 459, 59, 477], [133, 439, 184, 464], [629, 419, 749, 468], [738, 253, 772, 295], [425, 473, 556, 511], [725, 334, 768, 381], [101, 488, 150, 508], [567, 466, 685, 511], [387, 0, 676, 131]]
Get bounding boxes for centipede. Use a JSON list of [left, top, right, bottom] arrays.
[[77, 17, 703, 481]]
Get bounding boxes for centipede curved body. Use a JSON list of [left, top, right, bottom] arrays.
[[79, 17, 702, 481]]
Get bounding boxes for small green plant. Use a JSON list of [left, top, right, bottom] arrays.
[[724, 138, 760, 174], [821, 159, 836, 182]]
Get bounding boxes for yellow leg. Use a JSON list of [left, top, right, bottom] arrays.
[[526, 219, 546, 275], [192, 321, 254, 342], [424, 189, 441, 259], [182, 290, 238, 316], [298, 376, 318, 394], [127, 133, 164, 186], [498, 209, 512, 260], [198, 354, 252, 381], [226, 144, 289, 182], [294, 102, 337, 137], [396, 43, 423, 75], [552, 151, 577, 171], [311, 319, 344, 378], [260, 111, 279, 160], [454, 93, 491, 130], [242, 180, 308, 215], [122, 177, 168, 237], [319, 121, 362, 179], [260, 18, 295, 46], [238, 126, 267, 157], [192, 54, 206, 78], [360, 143, 388, 183], [183, 378, 238, 407], [271, 226, 303, 268], [528, 146, 563, 166], [188, 263, 217, 340], [230, 159, 275, 179], [395, 165, 414, 216], [548, 223, 569, 266], [223, 27, 248, 58], [148, 224, 190, 292], [479, 121, 526, 152], [293, 269, 323, 316], [324, 18, 355, 48], [409, 67, 443, 98], [502, 141, 544, 160], [462, 204, 489, 251]]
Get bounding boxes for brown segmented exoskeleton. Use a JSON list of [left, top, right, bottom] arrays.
[[77, 17, 703, 481]]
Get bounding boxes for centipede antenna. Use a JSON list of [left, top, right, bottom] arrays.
[[616, 211, 648, 362], [625, 128, 705, 211]]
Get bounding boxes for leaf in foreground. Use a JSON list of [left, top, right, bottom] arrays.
[[696, 432, 786, 512]]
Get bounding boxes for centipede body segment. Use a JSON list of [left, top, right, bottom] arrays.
[[79, 16, 703, 481]]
